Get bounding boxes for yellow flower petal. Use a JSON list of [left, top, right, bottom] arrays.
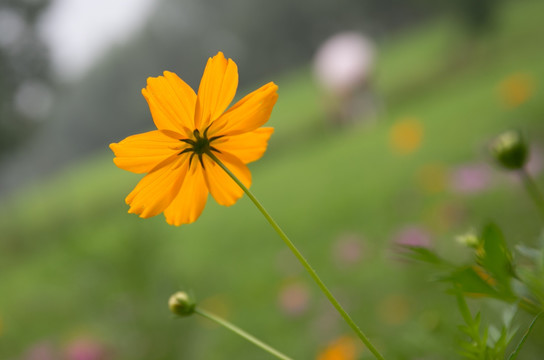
[[214, 127, 274, 164], [203, 152, 251, 206], [195, 52, 238, 130], [125, 155, 189, 218], [164, 161, 209, 225], [210, 82, 278, 136], [110, 130, 183, 174], [142, 71, 196, 136]]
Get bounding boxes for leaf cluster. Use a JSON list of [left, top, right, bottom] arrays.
[[402, 223, 544, 359]]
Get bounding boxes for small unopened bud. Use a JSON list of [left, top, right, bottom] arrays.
[[455, 231, 479, 248], [168, 291, 196, 317], [490, 130, 528, 170]]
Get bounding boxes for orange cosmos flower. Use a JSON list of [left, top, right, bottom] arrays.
[[110, 52, 278, 225], [317, 336, 359, 360]]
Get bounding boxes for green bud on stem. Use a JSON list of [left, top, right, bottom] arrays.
[[490, 130, 528, 170], [168, 291, 196, 317]]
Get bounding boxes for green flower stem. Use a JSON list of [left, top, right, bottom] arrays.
[[520, 168, 544, 221], [207, 151, 385, 360], [195, 307, 293, 360]]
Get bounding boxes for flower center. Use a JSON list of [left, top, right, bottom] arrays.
[[179, 128, 223, 167], [192, 129, 211, 155]]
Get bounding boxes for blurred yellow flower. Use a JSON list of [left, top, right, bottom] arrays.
[[388, 117, 423, 155], [110, 52, 278, 225], [317, 336, 359, 360], [498, 72, 535, 108]]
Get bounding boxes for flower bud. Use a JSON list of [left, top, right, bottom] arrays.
[[490, 130, 528, 170], [168, 291, 196, 317], [455, 231, 479, 248]]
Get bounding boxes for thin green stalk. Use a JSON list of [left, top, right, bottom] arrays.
[[195, 307, 293, 360], [520, 168, 544, 221], [207, 151, 385, 360], [507, 312, 542, 360]]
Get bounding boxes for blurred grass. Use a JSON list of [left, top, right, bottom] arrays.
[[2, 0, 544, 359]]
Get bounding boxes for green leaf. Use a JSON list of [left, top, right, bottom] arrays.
[[479, 223, 515, 296], [444, 266, 502, 298], [400, 245, 446, 265]]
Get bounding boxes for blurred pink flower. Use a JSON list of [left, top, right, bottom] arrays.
[[333, 233, 365, 267], [22, 341, 58, 360], [313, 32, 375, 95], [64, 337, 108, 360], [450, 163, 492, 193], [393, 226, 431, 248], [525, 145, 542, 176], [278, 281, 310, 316]]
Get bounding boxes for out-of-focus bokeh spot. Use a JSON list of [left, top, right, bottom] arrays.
[[332, 232, 366, 268], [526, 145, 543, 177], [313, 32, 378, 125], [0, 8, 25, 49], [63, 336, 110, 360], [388, 118, 424, 155], [392, 225, 431, 248], [14, 80, 55, 122], [21, 341, 58, 360], [317, 335, 359, 360], [314, 32, 375, 96], [497, 72, 536, 109], [449, 163, 493, 194], [277, 280, 310, 316]]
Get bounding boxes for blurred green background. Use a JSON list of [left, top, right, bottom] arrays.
[[1, 0, 544, 359]]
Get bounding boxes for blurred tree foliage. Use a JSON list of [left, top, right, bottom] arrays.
[[456, 0, 501, 35], [0, 0, 54, 158], [419, 0, 502, 36]]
